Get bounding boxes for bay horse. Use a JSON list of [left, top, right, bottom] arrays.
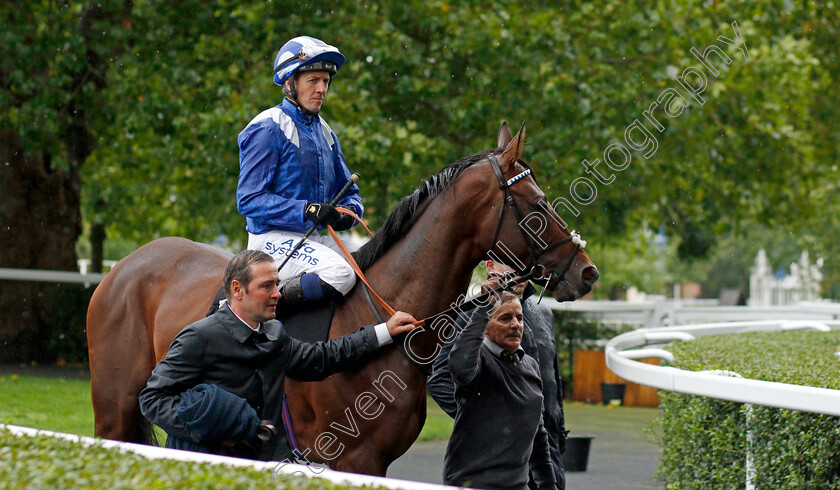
[[86, 122, 599, 476]]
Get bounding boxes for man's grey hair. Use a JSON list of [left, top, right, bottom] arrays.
[[223, 249, 275, 299]]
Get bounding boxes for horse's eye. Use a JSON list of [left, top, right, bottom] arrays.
[[528, 201, 543, 212]]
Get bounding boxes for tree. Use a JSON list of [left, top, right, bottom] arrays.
[[4, 1, 839, 361], [0, 1, 131, 361]]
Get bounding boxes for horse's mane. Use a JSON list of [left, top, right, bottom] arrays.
[[352, 149, 497, 270]]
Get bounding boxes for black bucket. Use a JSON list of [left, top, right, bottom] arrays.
[[600, 382, 626, 405], [562, 435, 594, 472]]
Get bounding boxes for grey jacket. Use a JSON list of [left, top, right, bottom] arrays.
[[429, 285, 567, 489], [443, 304, 555, 490]]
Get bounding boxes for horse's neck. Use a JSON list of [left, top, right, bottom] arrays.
[[371, 200, 480, 320]]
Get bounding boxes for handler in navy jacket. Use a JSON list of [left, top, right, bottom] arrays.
[[443, 292, 555, 490], [139, 249, 417, 461]]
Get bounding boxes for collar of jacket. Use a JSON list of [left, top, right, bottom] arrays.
[[216, 303, 282, 343], [482, 336, 525, 360], [282, 97, 317, 126]]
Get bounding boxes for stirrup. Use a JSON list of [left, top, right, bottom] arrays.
[[277, 273, 341, 306], [278, 275, 308, 304]]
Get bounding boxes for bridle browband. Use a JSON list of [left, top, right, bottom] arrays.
[[486, 153, 586, 294], [323, 154, 588, 376]]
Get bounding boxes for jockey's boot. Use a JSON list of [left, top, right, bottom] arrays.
[[275, 273, 342, 314]]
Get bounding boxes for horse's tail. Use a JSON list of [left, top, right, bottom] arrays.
[[131, 417, 160, 446]]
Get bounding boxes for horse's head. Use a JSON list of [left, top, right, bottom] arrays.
[[469, 122, 599, 302]]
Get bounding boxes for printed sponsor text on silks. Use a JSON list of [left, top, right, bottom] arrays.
[[264, 240, 320, 266]]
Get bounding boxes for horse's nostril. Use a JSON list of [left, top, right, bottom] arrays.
[[582, 266, 599, 285]]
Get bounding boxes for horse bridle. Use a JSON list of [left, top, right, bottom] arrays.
[[486, 153, 586, 293], [330, 153, 588, 375]]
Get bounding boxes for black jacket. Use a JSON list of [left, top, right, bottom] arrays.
[[139, 303, 380, 461]]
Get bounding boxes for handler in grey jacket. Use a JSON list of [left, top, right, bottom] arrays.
[[430, 260, 568, 489], [443, 292, 555, 490], [139, 249, 416, 461]]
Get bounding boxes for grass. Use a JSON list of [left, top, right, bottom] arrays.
[[0, 374, 456, 443], [0, 374, 94, 436], [0, 374, 655, 445], [417, 396, 454, 441], [1, 374, 662, 487], [565, 401, 660, 436], [564, 400, 661, 453]]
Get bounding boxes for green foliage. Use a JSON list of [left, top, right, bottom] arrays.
[[655, 330, 840, 488], [587, 230, 675, 298], [656, 392, 747, 488], [5, 1, 840, 297], [0, 427, 376, 489], [666, 224, 807, 298], [667, 330, 840, 388]]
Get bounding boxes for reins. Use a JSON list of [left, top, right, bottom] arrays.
[[326, 209, 397, 318], [324, 155, 587, 374], [327, 209, 537, 329]]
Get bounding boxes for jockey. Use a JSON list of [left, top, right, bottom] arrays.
[[237, 36, 362, 307]]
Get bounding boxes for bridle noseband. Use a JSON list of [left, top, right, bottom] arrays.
[[487, 153, 586, 293]]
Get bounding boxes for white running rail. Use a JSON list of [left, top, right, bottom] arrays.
[[605, 319, 840, 416], [544, 297, 840, 328], [0, 267, 106, 285]]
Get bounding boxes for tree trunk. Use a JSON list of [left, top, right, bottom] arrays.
[[0, 3, 132, 363], [0, 131, 83, 362], [90, 222, 106, 274]]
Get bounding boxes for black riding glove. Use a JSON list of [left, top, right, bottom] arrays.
[[305, 202, 341, 227], [333, 207, 357, 231]]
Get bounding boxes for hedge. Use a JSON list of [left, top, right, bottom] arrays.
[[654, 330, 840, 489], [0, 428, 378, 490]]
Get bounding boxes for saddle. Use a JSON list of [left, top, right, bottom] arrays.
[[206, 287, 336, 343]]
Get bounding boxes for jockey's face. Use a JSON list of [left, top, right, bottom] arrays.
[[484, 299, 524, 354], [291, 70, 330, 113], [230, 261, 280, 328]]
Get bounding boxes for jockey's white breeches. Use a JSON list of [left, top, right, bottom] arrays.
[[247, 230, 357, 295]]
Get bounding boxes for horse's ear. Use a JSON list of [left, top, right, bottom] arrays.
[[497, 121, 512, 148], [500, 122, 525, 172]]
